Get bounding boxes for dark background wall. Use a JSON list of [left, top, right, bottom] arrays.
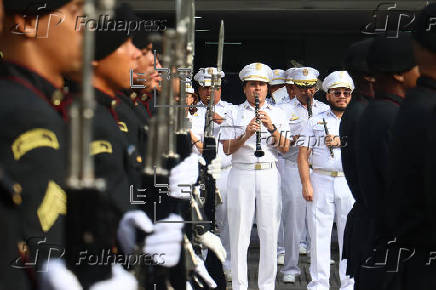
[[135, 1, 427, 104]]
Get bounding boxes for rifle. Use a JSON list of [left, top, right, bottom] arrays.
[[196, 20, 227, 290], [201, 21, 224, 233], [65, 0, 113, 288], [175, 0, 194, 161], [138, 28, 178, 290]]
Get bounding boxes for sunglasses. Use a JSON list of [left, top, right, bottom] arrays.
[[331, 91, 351, 97]]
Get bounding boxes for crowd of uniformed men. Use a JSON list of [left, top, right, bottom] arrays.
[[0, 0, 435, 290]]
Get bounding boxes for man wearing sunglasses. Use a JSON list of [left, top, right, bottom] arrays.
[[298, 71, 355, 290], [277, 67, 329, 283]]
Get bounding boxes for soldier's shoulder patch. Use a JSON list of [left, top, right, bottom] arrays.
[[11, 128, 60, 161], [37, 180, 66, 232], [118, 121, 128, 132], [90, 140, 112, 156]]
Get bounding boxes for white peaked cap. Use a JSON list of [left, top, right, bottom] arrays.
[[193, 67, 225, 87], [322, 71, 355, 92], [239, 63, 273, 83], [292, 67, 319, 87], [269, 69, 286, 85], [285, 67, 297, 84]]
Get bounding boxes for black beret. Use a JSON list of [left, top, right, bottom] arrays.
[[94, 3, 137, 61], [367, 33, 416, 74], [413, 3, 436, 53], [133, 31, 162, 52], [344, 38, 374, 75], [4, 0, 71, 15]]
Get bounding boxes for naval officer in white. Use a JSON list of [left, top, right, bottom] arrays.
[[190, 67, 235, 278], [221, 62, 291, 290], [278, 67, 330, 283], [298, 71, 355, 290]]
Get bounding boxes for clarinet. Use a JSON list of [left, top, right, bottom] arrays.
[[254, 93, 265, 157]]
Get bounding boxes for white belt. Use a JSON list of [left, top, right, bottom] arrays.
[[233, 162, 275, 171], [313, 168, 345, 177]]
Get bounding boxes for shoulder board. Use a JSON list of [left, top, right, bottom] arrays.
[[90, 140, 112, 156], [12, 128, 60, 161], [118, 121, 128, 132]]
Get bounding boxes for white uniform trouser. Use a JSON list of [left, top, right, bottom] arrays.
[[307, 172, 355, 290], [227, 165, 281, 290], [215, 166, 232, 271], [281, 161, 308, 276], [277, 157, 285, 255]]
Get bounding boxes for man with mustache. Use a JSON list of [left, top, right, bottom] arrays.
[[278, 67, 329, 283]]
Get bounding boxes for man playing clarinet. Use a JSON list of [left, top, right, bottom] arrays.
[[220, 62, 290, 290]]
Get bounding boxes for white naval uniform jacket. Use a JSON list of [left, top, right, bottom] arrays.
[[299, 109, 344, 172], [220, 100, 290, 164], [278, 98, 330, 165]]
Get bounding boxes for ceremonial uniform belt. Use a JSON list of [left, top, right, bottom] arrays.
[[233, 162, 275, 170], [313, 168, 345, 177]]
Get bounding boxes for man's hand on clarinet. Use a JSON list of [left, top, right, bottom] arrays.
[[258, 110, 274, 131], [245, 117, 260, 138]]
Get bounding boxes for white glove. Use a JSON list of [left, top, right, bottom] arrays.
[[186, 281, 193, 290], [169, 153, 199, 199], [199, 156, 222, 180], [208, 156, 222, 180], [39, 259, 83, 290], [90, 264, 137, 290], [117, 210, 154, 254], [195, 231, 227, 263], [144, 213, 184, 267], [192, 252, 217, 288]]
